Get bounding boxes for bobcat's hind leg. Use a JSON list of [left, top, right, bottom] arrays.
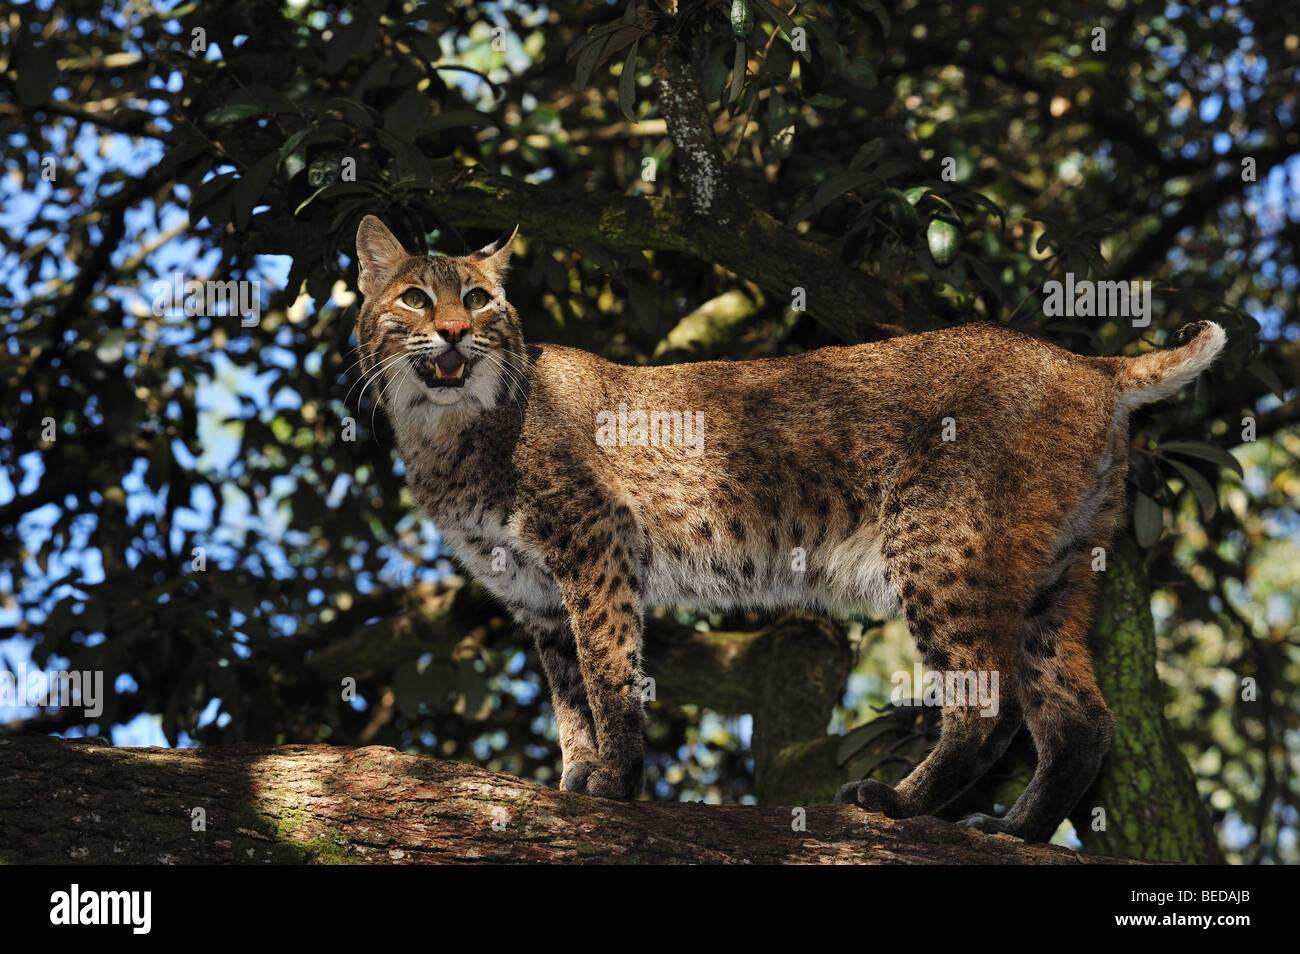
[[836, 544, 1024, 819], [962, 577, 1115, 842], [962, 463, 1122, 842]]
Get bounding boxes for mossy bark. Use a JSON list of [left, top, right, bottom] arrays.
[[746, 618, 854, 805], [413, 159, 908, 342], [0, 738, 1142, 865], [1072, 536, 1222, 862]]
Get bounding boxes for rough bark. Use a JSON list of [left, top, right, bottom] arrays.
[[402, 158, 908, 342], [1072, 537, 1223, 863], [652, 34, 744, 225], [0, 737, 1141, 865]]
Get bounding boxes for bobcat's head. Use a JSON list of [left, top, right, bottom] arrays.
[[354, 215, 525, 414]]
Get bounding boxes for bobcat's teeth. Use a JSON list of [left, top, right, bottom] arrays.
[[420, 350, 468, 387]]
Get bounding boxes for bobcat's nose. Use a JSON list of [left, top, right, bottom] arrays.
[[436, 320, 470, 344], [434, 319, 470, 345]]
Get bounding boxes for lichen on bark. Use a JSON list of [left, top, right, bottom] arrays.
[[1072, 536, 1222, 862]]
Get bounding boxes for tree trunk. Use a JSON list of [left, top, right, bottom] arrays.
[[0, 738, 1141, 864], [1072, 536, 1223, 862]]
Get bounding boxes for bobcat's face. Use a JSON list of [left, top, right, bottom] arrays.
[[354, 216, 522, 411]]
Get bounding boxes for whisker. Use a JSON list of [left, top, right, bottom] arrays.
[[349, 349, 412, 411], [373, 358, 414, 440]]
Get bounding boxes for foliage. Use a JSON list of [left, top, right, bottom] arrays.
[[1, 0, 1297, 860]]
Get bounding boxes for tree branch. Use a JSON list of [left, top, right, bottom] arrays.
[[653, 33, 743, 224], [0, 737, 1136, 864], [411, 161, 907, 340], [1256, 396, 1300, 437], [306, 576, 852, 732]]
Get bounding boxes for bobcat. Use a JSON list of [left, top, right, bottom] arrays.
[[353, 215, 1225, 843]]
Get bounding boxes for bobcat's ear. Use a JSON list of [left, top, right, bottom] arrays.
[[356, 215, 410, 298], [471, 225, 519, 285]]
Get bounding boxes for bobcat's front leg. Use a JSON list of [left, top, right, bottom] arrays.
[[513, 606, 599, 785], [524, 501, 647, 800], [560, 561, 646, 799]]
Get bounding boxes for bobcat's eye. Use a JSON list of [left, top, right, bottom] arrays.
[[463, 288, 490, 311], [400, 288, 428, 309]]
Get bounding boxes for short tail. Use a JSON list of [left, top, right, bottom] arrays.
[[1109, 321, 1226, 411]]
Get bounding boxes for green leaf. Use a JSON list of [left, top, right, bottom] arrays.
[[765, 36, 793, 78], [574, 35, 605, 89], [885, 188, 921, 232], [376, 128, 433, 180], [728, 40, 747, 105], [836, 718, 899, 766], [324, 14, 379, 75], [731, 0, 754, 38], [618, 41, 639, 122], [701, 41, 731, 103], [1133, 491, 1163, 548], [1246, 358, 1287, 399], [293, 184, 329, 216], [278, 128, 312, 165], [1159, 440, 1243, 478], [323, 97, 378, 127], [799, 40, 826, 93], [964, 253, 1004, 301], [964, 191, 1006, 229], [283, 150, 307, 182], [156, 140, 208, 175], [565, 23, 622, 64], [231, 154, 279, 230], [203, 104, 262, 126], [788, 170, 875, 225], [857, 0, 891, 36], [571, 241, 616, 272], [428, 63, 498, 101], [926, 218, 961, 266], [752, 0, 795, 37], [426, 109, 498, 134], [849, 138, 886, 170], [841, 55, 878, 90], [1165, 458, 1218, 519], [190, 171, 238, 219], [766, 86, 792, 141], [382, 85, 430, 140], [249, 85, 301, 117]]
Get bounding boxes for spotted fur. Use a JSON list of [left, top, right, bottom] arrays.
[[353, 216, 1226, 840]]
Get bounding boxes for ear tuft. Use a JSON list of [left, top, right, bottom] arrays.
[[470, 225, 519, 285], [356, 215, 410, 297], [474, 225, 520, 259]]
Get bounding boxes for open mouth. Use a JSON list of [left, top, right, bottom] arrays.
[[413, 351, 470, 388]]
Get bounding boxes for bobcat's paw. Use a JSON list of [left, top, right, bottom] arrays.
[[562, 759, 643, 800], [833, 778, 903, 817], [960, 812, 1009, 834], [960, 812, 1053, 842]]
